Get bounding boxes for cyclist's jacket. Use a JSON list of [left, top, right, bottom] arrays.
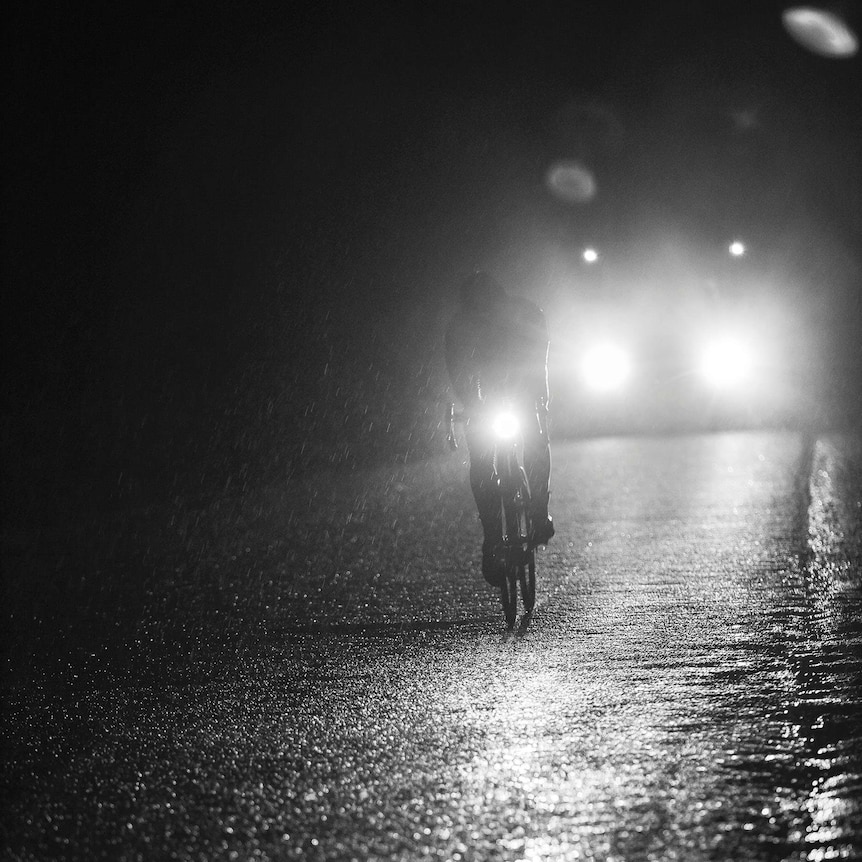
[[445, 291, 549, 411]]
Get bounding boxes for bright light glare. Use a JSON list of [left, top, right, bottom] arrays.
[[582, 343, 631, 391], [583, 247, 599, 263], [492, 411, 520, 439], [729, 240, 745, 257], [700, 336, 753, 387]]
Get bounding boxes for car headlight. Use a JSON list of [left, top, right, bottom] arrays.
[[581, 342, 631, 391], [699, 335, 754, 388]]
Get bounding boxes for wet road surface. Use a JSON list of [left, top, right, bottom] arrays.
[[3, 430, 861, 861]]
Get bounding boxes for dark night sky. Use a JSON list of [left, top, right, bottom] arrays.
[[3, 0, 861, 415]]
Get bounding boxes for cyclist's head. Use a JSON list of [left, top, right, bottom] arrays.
[[460, 271, 504, 311]]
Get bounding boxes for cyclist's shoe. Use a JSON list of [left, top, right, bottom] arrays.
[[481, 540, 506, 587], [531, 515, 555, 547]]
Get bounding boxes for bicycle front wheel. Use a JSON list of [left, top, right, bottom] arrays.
[[519, 551, 536, 613], [514, 464, 535, 613], [500, 566, 518, 629]]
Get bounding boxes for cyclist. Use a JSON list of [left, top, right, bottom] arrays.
[[445, 271, 555, 586]]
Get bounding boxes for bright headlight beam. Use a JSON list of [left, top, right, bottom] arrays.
[[582, 343, 631, 391]]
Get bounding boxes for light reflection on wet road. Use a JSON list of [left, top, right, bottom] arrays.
[[3, 431, 861, 861]]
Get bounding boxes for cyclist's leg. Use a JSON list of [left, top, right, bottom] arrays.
[[466, 428, 499, 536], [466, 426, 504, 584], [523, 419, 554, 545]]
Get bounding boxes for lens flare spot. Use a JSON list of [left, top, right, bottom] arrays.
[[783, 7, 859, 57], [546, 161, 597, 204]]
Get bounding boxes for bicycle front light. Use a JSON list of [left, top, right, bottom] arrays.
[[492, 411, 520, 439]]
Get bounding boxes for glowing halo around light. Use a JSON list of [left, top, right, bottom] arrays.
[[782, 7, 859, 57], [545, 160, 597, 204]]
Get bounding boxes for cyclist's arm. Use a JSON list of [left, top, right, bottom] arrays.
[[445, 325, 483, 408], [526, 312, 551, 409], [537, 340, 550, 408]]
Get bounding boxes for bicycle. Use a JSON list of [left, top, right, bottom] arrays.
[[446, 398, 547, 628]]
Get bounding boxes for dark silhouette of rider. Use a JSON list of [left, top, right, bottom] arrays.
[[445, 271, 554, 585]]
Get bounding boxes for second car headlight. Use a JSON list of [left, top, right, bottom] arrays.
[[699, 335, 754, 388], [581, 342, 632, 391]]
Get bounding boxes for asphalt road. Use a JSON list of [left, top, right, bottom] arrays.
[[3, 430, 861, 861]]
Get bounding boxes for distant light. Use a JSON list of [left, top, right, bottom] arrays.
[[546, 160, 597, 204], [583, 247, 599, 263], [581, 343, 631, 391], [729, 240, 746, 257], [783, 7, 859, 57]]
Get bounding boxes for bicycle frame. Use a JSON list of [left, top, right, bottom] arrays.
[[494, 411, 535, 627], [447, 399, 542, 627]]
